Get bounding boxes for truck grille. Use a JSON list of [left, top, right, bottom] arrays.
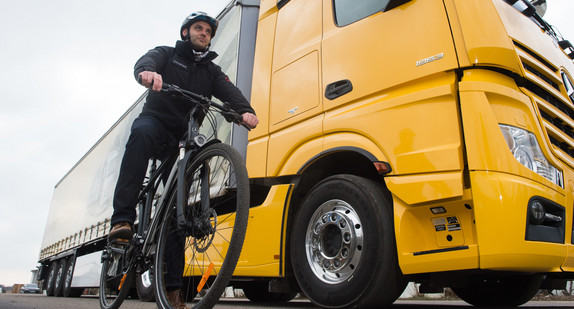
[[514, 41, 574, 166]]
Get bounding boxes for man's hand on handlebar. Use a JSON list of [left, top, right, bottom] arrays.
[[241, 112, 259, 130], [138, 71, 163, 92]]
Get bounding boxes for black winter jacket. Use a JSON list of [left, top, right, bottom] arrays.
[[133, 40, 255, 132]]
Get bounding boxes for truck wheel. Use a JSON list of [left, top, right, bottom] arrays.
[[242, 282, 297, 302], [53, 259, 67, 297], [45, 262, 58, 296], [62, 257, 83, 297], [452, 274, 542, 307], [291, 175, 406, 308], [136, 268, 155, 302]]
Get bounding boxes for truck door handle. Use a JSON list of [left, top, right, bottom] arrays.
[[325, 79, 353, 100]]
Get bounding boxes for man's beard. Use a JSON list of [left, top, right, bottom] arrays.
[[190, 40, 209, 52]]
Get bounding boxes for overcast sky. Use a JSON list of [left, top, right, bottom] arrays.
[[0, 0, 228, 286], [1, 0, 574, 287]]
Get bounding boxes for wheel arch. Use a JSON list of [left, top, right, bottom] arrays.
[[295, 147, 388, 194]]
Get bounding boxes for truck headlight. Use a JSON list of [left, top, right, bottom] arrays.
[[500, 124, 564, 188]]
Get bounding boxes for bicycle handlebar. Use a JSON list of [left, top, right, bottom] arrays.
[[161, 83, 251, 131]]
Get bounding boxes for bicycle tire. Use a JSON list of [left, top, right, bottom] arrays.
[[99, 243, 135, 309], [154, 143, 249, 309]]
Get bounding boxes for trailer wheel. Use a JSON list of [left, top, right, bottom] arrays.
[[242, 281, 297, 303], [62, 257, 83, 297], [45, 262, 58, 296], [53, 259, 67, 297], [291, 175, 406, 308], [452, 274, 543, 307]]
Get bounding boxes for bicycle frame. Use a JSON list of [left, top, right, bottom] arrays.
[[137, 112, 207, 254], [137, 83, 244, 255]]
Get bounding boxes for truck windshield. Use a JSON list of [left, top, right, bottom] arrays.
[[504, 0, 556, 38], [504, 0, 574, 58]]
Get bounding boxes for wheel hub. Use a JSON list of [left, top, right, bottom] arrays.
[[194, 208, 217, 253], [306, 199, 363, 284]]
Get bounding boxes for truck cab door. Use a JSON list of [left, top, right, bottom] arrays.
[[266, 0, 324, 176], [321, 0, 463, 178], [321, 0, 458, 110]]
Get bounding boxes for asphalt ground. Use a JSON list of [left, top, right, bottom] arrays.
[[2, 294, 574, 309]]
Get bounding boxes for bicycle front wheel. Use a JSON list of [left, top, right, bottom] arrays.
[[99, 243, 134, 309], [155, 143, 250, 309]]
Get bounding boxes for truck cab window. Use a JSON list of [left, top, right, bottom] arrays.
[[334, 0, 385, 26], [333, 0, 410, 26]]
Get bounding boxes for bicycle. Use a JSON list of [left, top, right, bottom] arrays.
[[99, 83, 251, 309]]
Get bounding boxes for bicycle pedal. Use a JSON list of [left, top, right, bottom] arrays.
[[110, 239, 130, 246]]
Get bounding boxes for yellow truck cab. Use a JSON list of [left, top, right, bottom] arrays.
[[239, 0, 574, 307]]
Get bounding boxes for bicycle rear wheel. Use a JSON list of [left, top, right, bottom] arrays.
[[99, 243, 134, 309], [154, 143, 250, 309]]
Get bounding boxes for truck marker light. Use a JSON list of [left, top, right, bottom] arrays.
[[373, 161, 391, 174], [197, 262, 215, 293]]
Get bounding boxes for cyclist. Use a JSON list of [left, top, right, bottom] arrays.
[[108, 11, 258, 308]]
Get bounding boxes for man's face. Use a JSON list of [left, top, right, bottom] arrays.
[[183, 21, 212, 51]]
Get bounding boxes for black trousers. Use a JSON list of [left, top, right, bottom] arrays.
[[111, 115, 185, 288], [111, 115, 177, 226]]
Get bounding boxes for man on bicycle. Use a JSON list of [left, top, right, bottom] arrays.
[[108, 11, 258, 308]]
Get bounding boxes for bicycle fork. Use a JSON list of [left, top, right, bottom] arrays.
[[175, 124, 213, 238]]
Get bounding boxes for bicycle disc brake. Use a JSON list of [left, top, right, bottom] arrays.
[[194, 208, 217, 253]]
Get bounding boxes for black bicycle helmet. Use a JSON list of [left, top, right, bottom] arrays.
[[180, 11, 219, 40]]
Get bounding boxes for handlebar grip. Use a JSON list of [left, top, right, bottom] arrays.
[[137, 74, 160, 89]]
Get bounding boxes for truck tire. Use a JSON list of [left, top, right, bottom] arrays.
[[290, 175, 406, 308], [53, 259, 67, 297], [45, 262, 58, 296], [242, 282, 297, 303], [452, 274, 543, 307], [62, 257, 83, 297]]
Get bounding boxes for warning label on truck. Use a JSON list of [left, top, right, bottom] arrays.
[[435, 224, 446, 232], [432, 216, 461, 232], [447, 216, 458, 224], [447, 223, 461, 231], [431, 218, 446, 232]]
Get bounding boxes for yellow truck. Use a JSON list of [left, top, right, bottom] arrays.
[[38, 0, 574, 307], [237, 0, 574, 307]]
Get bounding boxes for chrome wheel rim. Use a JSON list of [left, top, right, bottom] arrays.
[[305, 199, 363, 284]]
